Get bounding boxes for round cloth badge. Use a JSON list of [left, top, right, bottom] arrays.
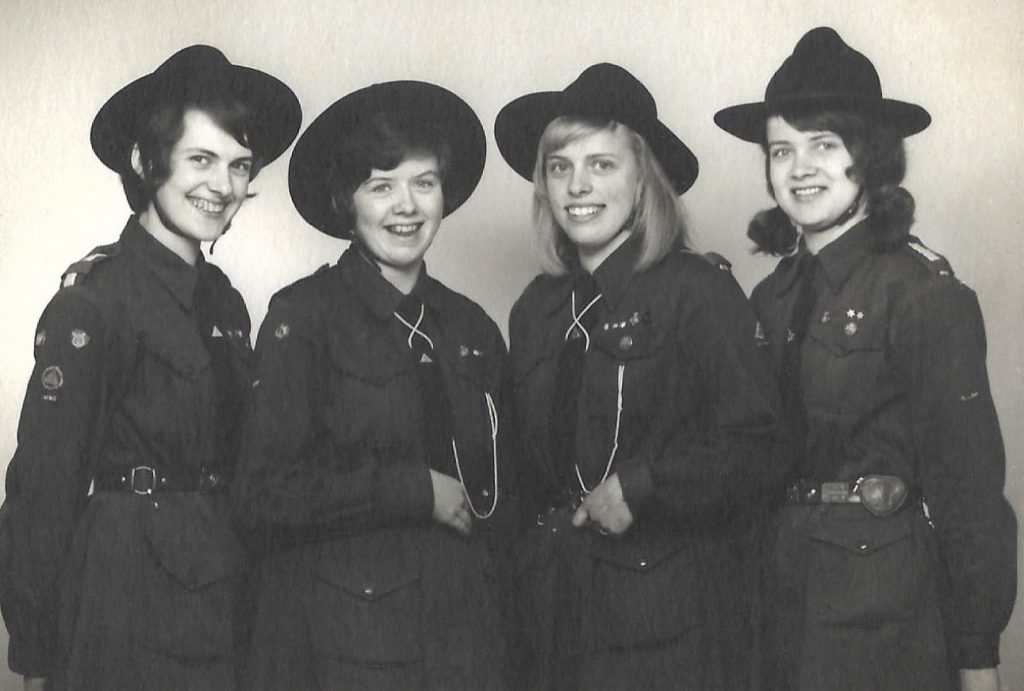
[[41, 365, 64, 390], [274, 323, 290, 339], [34, 330, 46, 346], [70, 329, 90, 349]]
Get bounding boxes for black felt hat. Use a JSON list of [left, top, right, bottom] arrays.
[[494, 63, 699, 194], [91, 45, 301, 174], [288, 80, 486, 238], [715, 27, 931, 143]]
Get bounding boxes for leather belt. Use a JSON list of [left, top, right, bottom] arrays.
[[785, 476, 915, 517], [93, 465, 229, 495]]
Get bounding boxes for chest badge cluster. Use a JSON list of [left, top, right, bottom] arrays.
[[844, 308, 864, 336], [458, 345, 484, 358], [70, 329, 90, 349]]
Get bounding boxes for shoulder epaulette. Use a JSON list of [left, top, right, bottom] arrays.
[[61, 243, 120, 288], [701, 251, 733, 271], [905, 237, 954, 278], [313, 262, 330, 275]]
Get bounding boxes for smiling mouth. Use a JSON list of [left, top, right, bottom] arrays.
[[385, 223, 422, 237], [189, 197, 228, 214], [566, 205, 603, 219], [792, 187, 826, 199]]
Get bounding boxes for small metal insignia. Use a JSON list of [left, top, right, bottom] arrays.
[[35, 330, 46, 346], [820, 311, 830, 324], [41, 365, 64, 391], [786, 329, 796, 343], [844, 322, 858, 336], [274, 323, 290, 339], [419, 352, 433, 363], [754, 321, 765, 340], [472, 348, 483, 357], [619, 335, 634, 350], [459, 345, 470, 357], [211, 325, 224, 337], [70, 329, 90, 349]]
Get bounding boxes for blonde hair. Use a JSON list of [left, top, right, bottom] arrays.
[[531, 116, 688, 276]]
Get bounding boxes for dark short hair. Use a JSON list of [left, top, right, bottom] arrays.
[[750, 106, 915, 255], [328, 111, 452, 234], [121, 91, 263, 213]]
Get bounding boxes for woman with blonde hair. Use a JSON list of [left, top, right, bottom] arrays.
[[495, 63, 781, 690]]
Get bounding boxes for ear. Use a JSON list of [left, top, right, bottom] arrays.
[[130, 143, 145, 179]]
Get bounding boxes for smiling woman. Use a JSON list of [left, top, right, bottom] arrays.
[[232, 80, 517, 690], [0, 45, 300, 690]]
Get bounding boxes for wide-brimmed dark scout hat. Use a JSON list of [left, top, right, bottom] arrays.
[[288, 80, 486, 238], [714, 27, 931, 143], [494, 63, 699, 194], [91, 45, 302, 173]]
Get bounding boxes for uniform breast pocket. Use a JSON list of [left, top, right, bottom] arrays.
[[328, 338, 410, 446], [138, 499, 244, 659], [806, 318, 886, 410], [805, 512, 924, 628], [592, 539, 699, 649], [309, 535, 424, 664]]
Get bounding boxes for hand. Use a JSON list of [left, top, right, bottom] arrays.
[[571, 474, 634, 536], [24, 678, 46, 691], [430, 469, 472, 536], [959, 667, 1001, 691]]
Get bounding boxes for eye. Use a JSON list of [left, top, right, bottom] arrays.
[[190, 154, 212, 166], [769, 147, 791, 160], [231, 160, 253, 174], [369, 182, 392, 194], [546, 159, 570, 175], [816, 140, 839, 152], [592, 159, 615, 172], [413, 177, 438, 191]]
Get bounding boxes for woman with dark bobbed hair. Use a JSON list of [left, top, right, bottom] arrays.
[[233, 81, 516, 690], [0, 46, 300, 690], [495, 63, 780, 690], [715, 26, 1016, 691]]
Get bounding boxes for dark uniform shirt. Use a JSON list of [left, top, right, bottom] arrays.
[[751, 218, 1016, 670], [0, 218, 252, 685], [509, 236, 780, 690], [232, 246, 516, 690]]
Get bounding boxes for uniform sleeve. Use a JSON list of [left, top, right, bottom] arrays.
[[615, 270, 783, 522], [892, 279, 1016, 669], [0, 289, 110, 676], [232, 297, 434, 544]]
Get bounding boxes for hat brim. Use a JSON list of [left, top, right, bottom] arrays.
[[91, 63, 301, 174], [495, 90, 698, 195], [288, 81, 486, 238], [715, 96, 931, 144]]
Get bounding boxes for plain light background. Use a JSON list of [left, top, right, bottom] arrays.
[[1, 0, 1021, 687]]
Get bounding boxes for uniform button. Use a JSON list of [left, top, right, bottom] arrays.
[[857, 542, 869, 552], [481, 489, 490, 497], [363, 586, 374, 597], [639, 559, 648, 568], [619, 335, 633, 350]]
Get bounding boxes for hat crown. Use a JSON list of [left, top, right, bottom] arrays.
[[155, 45, 232, 76], [766, 27, 882, 104], [565, 63, 658, 121]]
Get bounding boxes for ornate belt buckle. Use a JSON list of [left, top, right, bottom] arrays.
[[855, 475, 908, 517]]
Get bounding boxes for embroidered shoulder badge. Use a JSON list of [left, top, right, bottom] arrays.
[[274, 323, 290, 339], [41, 365, 64, 391], [34, 330, 46, 347], [70, 329, 90, 349]]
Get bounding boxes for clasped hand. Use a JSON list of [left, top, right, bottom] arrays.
[[571, 474, 634, 536]]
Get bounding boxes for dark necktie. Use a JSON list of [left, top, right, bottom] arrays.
[[547, 273, 602, 494], [780, 253, 819, 474], [395, 296, 455, 475]]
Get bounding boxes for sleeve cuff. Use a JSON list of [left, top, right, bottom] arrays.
[[378, 463, 434, 522], [952, 633, 1001, 669], [616, 453, 654, 508]]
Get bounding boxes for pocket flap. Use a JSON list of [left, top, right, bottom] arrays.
[[329, 330, 408, 385], [591, 536, 684, 573], [807, 316, 883, 356], [808, 515, 912, 556], [145, 499, 243, 590]]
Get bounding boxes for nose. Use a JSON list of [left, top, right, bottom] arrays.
[[568, 168, 592, 196], [207, 164, 232, 196], [392, 183, 416, 214], [791, 149, 817, 178]]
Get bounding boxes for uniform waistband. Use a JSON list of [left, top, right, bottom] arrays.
[[785, 476, 917, 517], [93, 465, 230, 495]]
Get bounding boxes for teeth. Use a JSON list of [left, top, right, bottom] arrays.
[[793, 187, 824, 197], [567, 205, 601, 217], [190, 198, 226, 213], [387, 224, 420, 235]]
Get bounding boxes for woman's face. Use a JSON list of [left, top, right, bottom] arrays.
[[143, 108, 253, 244], [766, 115, 862, 234], [544, 126, 640, 271], [351, 153, 443, 281]]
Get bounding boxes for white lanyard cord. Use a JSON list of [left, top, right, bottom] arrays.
[[394, 303, 436, 351], [452, 392, 500, 519], [563, 291, 602, 353], [575, 363, 625, 494]]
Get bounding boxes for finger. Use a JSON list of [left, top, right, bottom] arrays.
[[571, 505, 589, 527]]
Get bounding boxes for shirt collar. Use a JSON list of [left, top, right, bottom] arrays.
[[775, 217, 876, 297], [339, 245, 444, 321], [541, 232, 640, 316], [121, 216, 201, 309]]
